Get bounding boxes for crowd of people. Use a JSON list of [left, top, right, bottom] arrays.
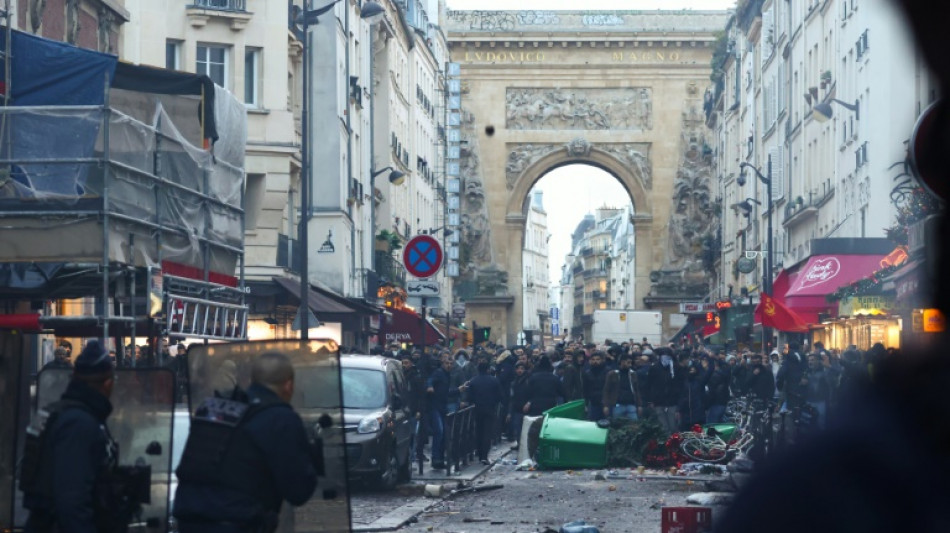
[[372, 337, 898, 469]]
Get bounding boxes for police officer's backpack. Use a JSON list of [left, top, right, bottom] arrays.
[[175, 388, 284, 500], [19, 400, 90, 496]]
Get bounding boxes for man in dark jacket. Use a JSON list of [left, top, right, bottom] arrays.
[[746, 353, 776, 402], [525, 355, 565, 416], [705, 358, 732, 423], [174, 351, 318, 532], [467, 360, 503, 464], [776, 343, 806, 408], [401, 355, 428, 463], [603, 354, 643, 420], [582, 351, 609, 421], [681, 358, 712, 430], [559, 351, 584, 402], [507, 362, 530, 444], [647, 347, 683, 435], [425, 356, 453, 469], [24, 341, 120, 533]]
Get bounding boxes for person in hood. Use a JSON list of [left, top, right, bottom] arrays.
[[647, 347, 684, 435], [524, 355, 565, 416], [467, 360, 503, 464]]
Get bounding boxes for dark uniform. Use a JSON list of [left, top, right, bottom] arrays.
[[23, 341, 120, 533], [173, 382, 318, 532]]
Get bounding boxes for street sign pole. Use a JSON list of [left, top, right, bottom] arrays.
[[420, 297, 427, 355]]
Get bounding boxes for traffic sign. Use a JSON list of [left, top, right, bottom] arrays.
[[403, 235, 444, 278], [407, 280, 440, 297], [452, 302, 466, 318]]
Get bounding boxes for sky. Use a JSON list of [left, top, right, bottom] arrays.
[[532, 165, 631, 286], [446, 0, 736, 10]]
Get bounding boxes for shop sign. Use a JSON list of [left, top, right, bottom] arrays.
[[838, 295, 894, 317], [369, 315, 381, 330], [716, 300, 732, 310], [679, 302, 716, 313]]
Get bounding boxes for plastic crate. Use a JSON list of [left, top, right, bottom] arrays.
[[661, 507, 712, 533]]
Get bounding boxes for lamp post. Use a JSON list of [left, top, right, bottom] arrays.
[[739, 155, 773, 350], [295, 0, 385, 340], [369, 166, 405, 273]]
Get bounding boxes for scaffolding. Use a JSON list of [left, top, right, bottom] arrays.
[[0, 26, 248, 352]]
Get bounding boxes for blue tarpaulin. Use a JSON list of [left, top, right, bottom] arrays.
[[0, 29, 117, 106]]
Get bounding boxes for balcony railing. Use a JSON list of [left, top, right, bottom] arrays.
[[191, 0, 246, 11], [375, 251, 406, 288]]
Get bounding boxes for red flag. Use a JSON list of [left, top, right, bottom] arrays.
[[755, 292, 809, 332]]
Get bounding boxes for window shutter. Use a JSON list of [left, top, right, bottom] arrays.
[[769, 146, 785, 201]]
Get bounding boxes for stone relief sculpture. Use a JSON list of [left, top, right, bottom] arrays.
[[505, 88, 652, 131], [652, 102, 719, 298], [457, 107, 503, 295], [505, 144, 558, 189], [599, 144, 653, 190]]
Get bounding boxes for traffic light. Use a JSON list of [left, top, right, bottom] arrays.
[[474, 327, 491, 343]]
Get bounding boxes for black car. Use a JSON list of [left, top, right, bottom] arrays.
[[337, 355, 414, 489]]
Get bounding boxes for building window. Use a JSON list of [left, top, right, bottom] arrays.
[[197, 44, 229, 88], [166, 40, 182, 71], [244, 48, 261, 108]]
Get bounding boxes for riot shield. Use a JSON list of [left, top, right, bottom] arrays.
[[36, 367, 176, 533], [0, 331, 28, 530], [185, 340, 351, 533]]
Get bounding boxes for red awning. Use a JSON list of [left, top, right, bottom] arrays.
[[380, 307, 445, 345], [783, 254, 886, 323]]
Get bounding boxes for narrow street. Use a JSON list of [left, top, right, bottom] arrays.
[[329, 444, 727, 533]]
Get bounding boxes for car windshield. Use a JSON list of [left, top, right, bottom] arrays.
[[341, 368, 387, 409], [294, 366, 386, 409]]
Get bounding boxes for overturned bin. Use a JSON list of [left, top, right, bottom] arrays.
[[536, 400, 608, 469]]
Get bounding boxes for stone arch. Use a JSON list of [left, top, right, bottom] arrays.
[[498, 141, 657, 344], [505, 143, 651, 220]]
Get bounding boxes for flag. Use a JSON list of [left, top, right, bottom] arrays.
[[755, 292, 809, 332]]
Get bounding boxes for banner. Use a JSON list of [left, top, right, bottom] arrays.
[[755, 292, 809, 332]]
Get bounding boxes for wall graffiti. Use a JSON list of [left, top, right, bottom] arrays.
[[582, 14, 625, 26], [517, 11, 560, 25], [447, 10, 517, 32]]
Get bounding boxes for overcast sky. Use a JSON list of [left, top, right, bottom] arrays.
[[446, 0, 736, 10], [532, 166, 631, 287]]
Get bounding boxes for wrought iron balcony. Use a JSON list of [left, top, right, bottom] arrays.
[[375, 251, 406, 288], [191, 0, 246, 11]]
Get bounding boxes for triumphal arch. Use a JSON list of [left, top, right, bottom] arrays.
[[446, 10, 729, 344]]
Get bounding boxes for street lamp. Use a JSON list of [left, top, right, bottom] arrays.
[[812, 98, 860, 122], [739, 156, 773, 350], [294, 0, 387, 340]]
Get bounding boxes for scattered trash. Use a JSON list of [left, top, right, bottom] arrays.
[[424, 484, 443, 498], [463, 517, 490, 523], [607, 485, 617, 491], [593, 471, 607, 481], [560, 520, 601, 533], [680, 462, 729, 475], [516, 459, 538, 471], [686, 492, 735, 506], [452, 484, 505, 496]]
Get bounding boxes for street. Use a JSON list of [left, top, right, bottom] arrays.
[[333, 444, 725, 533]]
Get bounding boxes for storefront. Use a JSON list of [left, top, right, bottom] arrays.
[[810, 295, 901, 350]]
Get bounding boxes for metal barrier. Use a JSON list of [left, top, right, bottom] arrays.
[[444, 406, 476, 476]]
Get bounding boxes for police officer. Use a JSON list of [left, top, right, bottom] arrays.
[[23, 339, 120, 533], [173, 351, 318, 532]]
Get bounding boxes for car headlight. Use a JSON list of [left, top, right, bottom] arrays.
[[357, 416, 382, 434]]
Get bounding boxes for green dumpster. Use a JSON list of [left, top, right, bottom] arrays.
[[543, 399, 587, 420], [536, 401, 608, 469]]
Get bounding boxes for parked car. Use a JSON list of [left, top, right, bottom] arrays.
[[337, 355, 414, 488]]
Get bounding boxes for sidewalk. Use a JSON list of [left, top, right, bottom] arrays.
[[352, 442, 514, 532]]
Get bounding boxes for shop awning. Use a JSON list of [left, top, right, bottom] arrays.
[[379, 307, 445, 345], [273, 277, 356, 315], [783, 254, 886, 324]]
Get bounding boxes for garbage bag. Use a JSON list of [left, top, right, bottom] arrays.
[[560, 520, 601, 533]]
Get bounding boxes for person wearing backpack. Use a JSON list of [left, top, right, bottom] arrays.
[[173, 351, 319, 532], [22, 340, 121, 533]]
